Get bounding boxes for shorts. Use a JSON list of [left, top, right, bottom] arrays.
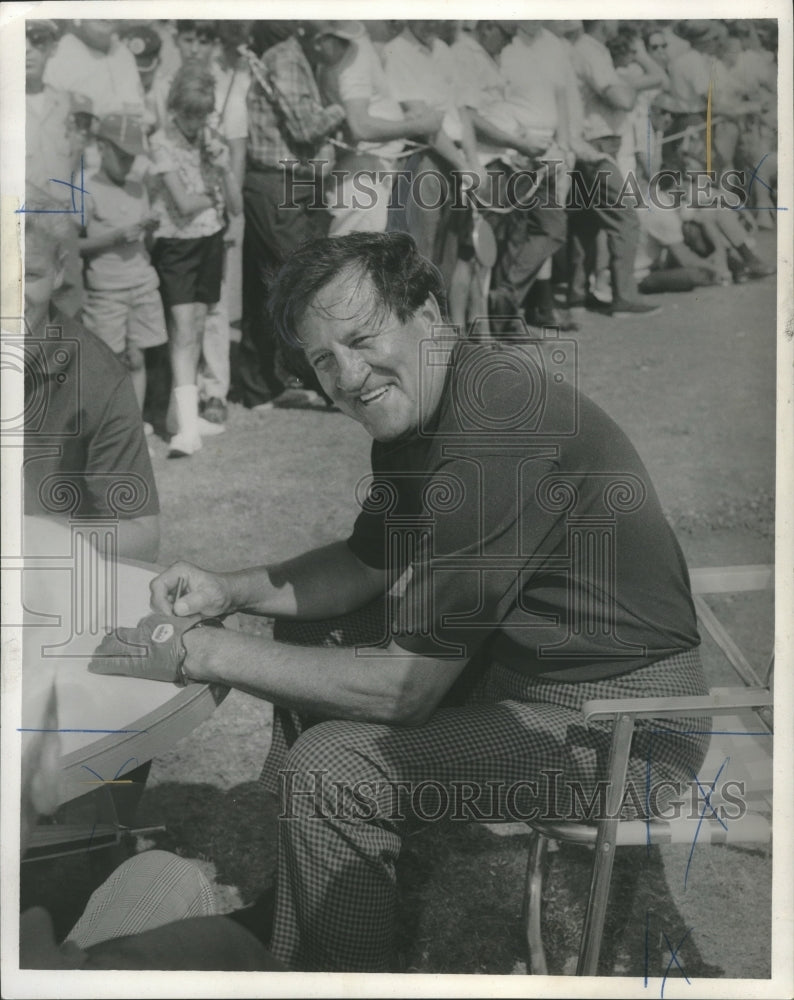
[[82, 278, 167, 354], [152, 231, 225, 307]]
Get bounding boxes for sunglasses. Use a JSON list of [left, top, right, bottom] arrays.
[[649, 41, 668, 50], [26, 31, 53, 49]]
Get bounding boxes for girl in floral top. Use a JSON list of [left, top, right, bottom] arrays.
[[149, 64, 241, 457]]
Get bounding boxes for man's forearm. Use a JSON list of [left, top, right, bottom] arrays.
[[183, 626, 466, 726], [223, 540, 386, 618]]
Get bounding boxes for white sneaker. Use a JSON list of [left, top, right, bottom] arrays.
[[197, 416, 226, 436], [168, 432, 202, 458]]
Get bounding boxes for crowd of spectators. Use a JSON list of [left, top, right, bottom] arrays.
[[24, 17, 778, 456]]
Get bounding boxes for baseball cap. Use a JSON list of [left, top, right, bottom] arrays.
[[96, 114, 147, 156], [312, 20, 365, 42], [121, 25, 162, 70], [582, 115, 621, 142]]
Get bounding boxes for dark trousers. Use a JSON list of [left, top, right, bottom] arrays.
[[485, 164, 567, 315], [235, 168, 329, 407], [567, 158, 640, 305]]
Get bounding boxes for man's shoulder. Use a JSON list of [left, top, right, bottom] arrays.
[[48, 310, 128, 380]]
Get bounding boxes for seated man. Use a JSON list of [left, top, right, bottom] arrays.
[[22, 209, 161, 561], [91, 232, 711, 973]]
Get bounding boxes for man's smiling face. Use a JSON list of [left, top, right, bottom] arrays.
[[297, 268, 449, 442]]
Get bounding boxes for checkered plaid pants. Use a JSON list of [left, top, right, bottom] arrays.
[[261, 603, 710, 972]]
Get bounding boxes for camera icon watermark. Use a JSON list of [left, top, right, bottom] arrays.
[[417, 319, 578, 440], [1, 321, 83, 440]]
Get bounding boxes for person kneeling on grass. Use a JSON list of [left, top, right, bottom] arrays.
[[90, 232, 711, 973], [148, 62, 242, 457]]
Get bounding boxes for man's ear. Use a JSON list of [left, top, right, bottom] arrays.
[[419, 293, 444, 331]]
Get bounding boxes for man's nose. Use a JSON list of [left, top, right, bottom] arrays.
[[336, 351, 370, 393]]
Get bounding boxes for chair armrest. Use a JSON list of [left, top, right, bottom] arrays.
[[582, 686, 773, 723], [689, 564, 774, 593]]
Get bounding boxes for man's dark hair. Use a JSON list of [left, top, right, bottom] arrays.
[[269, 232, 448, 361], [176, 19, 217, 39]]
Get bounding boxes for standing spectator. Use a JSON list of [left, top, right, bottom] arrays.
[[233, 22, 346, 411], [568, 21, 659, 316], [78, 114, 167, 418], [25, 19, 88, 319], [313, 20, 443, 236], [489, 21, 574, 327], [148, 65, 242, 457], [381, 21, 483, 323], [607, 31, 668, 177], [666, 21, 713, 120], [43, 19, 145, 119]]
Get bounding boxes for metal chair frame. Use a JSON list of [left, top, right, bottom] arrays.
[[523, 564, 775, 976]]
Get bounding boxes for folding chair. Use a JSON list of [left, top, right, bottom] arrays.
[[523, 564, 774, 976]]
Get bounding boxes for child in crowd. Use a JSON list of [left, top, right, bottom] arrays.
[[78, 114, 167, 420], [148, 63, 242, 457]]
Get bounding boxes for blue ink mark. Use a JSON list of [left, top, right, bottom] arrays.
[[660, 927, 692, 998], [113, 757, 139, 779], [87, 822, 97, 851], [684, 757, 729, 889], [81, 757, 141, 784], [730, 153, 787, 211], [15, 158, 88, 227], [644, 909, 651, 987]]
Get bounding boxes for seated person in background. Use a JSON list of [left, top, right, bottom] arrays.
[[18, 661, 283, 971], [23, 209, 161, 562], [78, 114, 167, 417], [674, 128, 775, 283], [91, 232, 711, 973]]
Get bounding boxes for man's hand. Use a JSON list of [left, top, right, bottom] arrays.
[[88, 612, 202, 684], [150, 561, 233, 617], [114, 223, 146, 245]]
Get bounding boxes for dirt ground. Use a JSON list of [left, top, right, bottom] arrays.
[[21, 230, 779, 982]]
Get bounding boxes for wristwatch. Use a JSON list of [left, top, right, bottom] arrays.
[[177, 617, 225, 686]]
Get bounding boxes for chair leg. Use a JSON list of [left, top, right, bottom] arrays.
[[524, 830, 549, 975]]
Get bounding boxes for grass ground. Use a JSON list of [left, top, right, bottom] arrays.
[[21, 232, 778, 981]]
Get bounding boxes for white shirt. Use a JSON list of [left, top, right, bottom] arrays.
[[500, 29, 569, 145], [43, 32, 145, 119], [319, 33, 405, 164], [571, 32, 628, 138], [382, 31, 463, 144], [450, 31, 508, 165], [667, 48, 712, 114]]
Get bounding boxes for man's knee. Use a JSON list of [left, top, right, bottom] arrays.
[[278, 720, 389, 821]]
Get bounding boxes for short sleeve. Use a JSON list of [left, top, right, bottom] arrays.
[[337, 46, 372, 103], [148, 131, 176, 174], [85, 370, 160, 518], [579, 43, 622, 97]]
